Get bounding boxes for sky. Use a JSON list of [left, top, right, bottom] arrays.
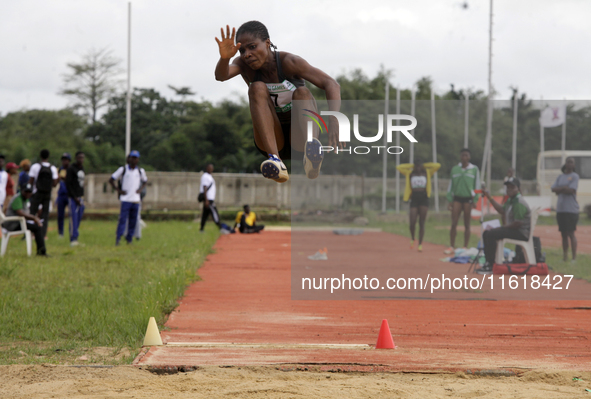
[[1, 0, 590, 116]]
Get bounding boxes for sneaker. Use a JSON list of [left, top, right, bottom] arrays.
[[410, 240, 415, 250], [476, 263, 493, 275], [58, 234, 64, 239], [443, 247, 454, 255], [418, 244, 423, 253], [70, 241, 79, 247], [476, 268, 493, 275], [303, 138, 324, 179], [261, 155, 289, 183]]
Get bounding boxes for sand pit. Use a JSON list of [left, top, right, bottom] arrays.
[[1, 365, 591, 398]]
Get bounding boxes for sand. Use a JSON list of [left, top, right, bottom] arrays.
[[1, 365, 591, 398]]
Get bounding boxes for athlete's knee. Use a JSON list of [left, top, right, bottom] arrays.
[[248, 81, 269, 99], [292, 86, 312, 100]]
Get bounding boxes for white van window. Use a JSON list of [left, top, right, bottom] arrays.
[[544, 157, 561, 170], [574, 156, 591, 179]]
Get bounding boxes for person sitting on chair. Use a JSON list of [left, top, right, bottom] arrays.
[[2, 184, 48, 256], [479, 177, 531, 274], [233, 205, 264, 234]]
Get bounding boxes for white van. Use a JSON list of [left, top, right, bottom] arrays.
[[537, 150, 591, 211]]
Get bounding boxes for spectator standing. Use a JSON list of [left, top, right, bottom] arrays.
[[109, 151, 147, 245], [397, 159, 441, 252], [56, 153, 71, 238], [2, 184, 48, 256], [28, 149, 59, 239], [66, 152, 85, 246], [18, 159, 31, 192], [444, 148, 480, 254], [233, 205, 264, 234], [3, 162, 19, 210], [551, 157, 579, 262], [123, 155, 147, 241], [199, 164, 221, 232]]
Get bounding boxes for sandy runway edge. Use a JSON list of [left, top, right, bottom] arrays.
[[1, 364, 591, 399]]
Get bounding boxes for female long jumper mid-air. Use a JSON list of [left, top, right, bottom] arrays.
[[214, 21, 342, 183]]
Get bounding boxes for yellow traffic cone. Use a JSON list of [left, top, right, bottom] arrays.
[[143, 317, 163, 346]]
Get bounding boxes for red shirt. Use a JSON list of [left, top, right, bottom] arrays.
[[6, 174, 15, 196]]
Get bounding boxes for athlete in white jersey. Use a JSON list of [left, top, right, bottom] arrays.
[[214, 21, 342, 183]]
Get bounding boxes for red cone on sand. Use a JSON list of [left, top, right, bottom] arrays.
[[375, 319, 396, 349]]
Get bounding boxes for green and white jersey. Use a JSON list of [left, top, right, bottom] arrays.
[[504, 193, 531, 238], [446, 163, 481, 202], [266, 80, 297, 113]]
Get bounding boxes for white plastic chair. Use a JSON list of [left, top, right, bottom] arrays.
[[0, 207, 32, 257], [495, 207, 540, 265]]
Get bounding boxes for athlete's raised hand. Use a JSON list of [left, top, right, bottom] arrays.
[[215, 25, 241, 60]]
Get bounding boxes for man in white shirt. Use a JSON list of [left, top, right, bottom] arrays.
[[200, 164, 221, 232], [109, 151, 148, 245], [28, 149, 59, 238]]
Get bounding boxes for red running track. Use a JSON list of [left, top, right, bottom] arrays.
[[136, 231, 591, 373]]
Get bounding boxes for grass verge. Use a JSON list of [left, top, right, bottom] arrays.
[[0, 220, 218, 365]]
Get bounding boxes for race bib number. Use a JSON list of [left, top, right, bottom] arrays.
[[411, 175, 427, 189], [266, 80, 296, 113]]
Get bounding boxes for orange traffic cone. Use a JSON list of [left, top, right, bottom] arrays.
[[375, 319, 396, 349]]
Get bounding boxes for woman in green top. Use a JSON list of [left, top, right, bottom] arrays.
[[444, 148, 481, 254], [214, 21, 342, 183]]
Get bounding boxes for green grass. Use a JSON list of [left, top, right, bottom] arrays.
[[0, 221, 218, 365]]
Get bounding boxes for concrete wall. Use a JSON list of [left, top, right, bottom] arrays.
[[80, 172, 537, 211], [85, 172, 290, 210]]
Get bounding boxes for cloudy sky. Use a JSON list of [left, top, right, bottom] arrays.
[[1, 0, 590, 116]]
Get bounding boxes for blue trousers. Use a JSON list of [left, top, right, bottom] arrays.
[[116, 201, 139, 243], [57, 195, 69, 235], [68, 198, 85, 242]]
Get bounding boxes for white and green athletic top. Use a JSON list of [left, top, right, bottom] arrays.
[[446, 162, 481, 202], [252, 51, 305, 118]]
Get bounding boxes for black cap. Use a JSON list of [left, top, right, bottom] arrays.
[[61, 152, 71, 160], [504, 177, 520, 188]]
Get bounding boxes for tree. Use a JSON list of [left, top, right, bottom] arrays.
[[59, 48, 123, 123]]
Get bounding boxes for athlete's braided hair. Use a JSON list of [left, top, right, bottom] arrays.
[[236, 21, 277, 50]]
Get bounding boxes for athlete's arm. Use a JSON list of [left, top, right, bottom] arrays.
[[215, 25, 242, 81], [282, 54, 343, 148]]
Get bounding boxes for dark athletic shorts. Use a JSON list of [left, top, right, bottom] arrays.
[[556, 212, 578, 233], [254, 123, 303, 160], [453, 196, 473, 204], [410, 191, 429, 208]]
